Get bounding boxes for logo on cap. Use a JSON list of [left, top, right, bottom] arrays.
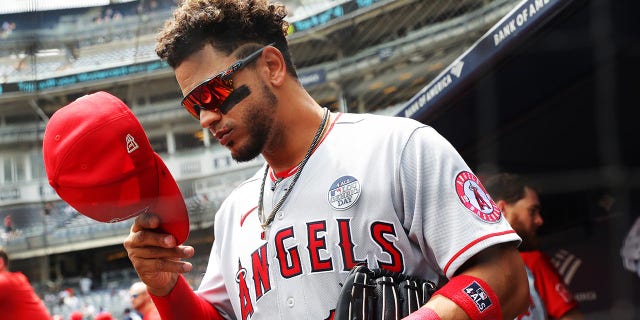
[[126, 134, 139, 153]]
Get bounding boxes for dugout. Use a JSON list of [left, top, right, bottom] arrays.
[[396, 0, 640, 317]]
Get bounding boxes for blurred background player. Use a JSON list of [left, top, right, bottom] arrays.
[[129, 281, 160, 320], [0, 247, 51, 319], [483, 173, 583, 320], [3, 214, 12, 234], [122, 307, 142, 320]]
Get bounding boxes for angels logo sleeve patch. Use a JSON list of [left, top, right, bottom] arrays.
[[454, 171, 501, 223]]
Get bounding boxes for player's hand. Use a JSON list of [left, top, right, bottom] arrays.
[[123, 212, 195, 296]]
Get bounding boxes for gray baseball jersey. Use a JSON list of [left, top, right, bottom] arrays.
[[196, 112, 520, 319]]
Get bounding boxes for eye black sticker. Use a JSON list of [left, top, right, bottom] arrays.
[[219, 85, 250, 114]]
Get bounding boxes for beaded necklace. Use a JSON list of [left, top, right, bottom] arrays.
[[257, 108, 330, 239]]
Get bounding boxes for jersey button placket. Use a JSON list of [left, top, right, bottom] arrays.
[[286, 297, 295, 308], [270, 182, 288, 223]]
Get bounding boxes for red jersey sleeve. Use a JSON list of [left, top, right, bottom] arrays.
[[520, 251, 579, 318], [149, 275, 224, 320]]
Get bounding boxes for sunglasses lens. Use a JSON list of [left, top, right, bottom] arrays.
[[183, 100, 200, 119], [182, 77, 233, 119]]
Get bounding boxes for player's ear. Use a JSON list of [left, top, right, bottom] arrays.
[[261, 46, 286, 86], [496, 200, 509, 217]]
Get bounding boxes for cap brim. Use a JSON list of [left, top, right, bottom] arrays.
[[55, 154, 189, 245], [151, 153, 190, 244]]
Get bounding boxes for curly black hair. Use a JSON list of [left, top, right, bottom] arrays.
[[483, 173, 535, 205], [156, 0, 296, 77]]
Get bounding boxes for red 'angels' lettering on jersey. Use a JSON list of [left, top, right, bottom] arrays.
[[274, 219, 404, 276], [275, 227, 304, 278], [326, 310, 336, 320], [307, 220, 333, 272], [251, 244, 271, 299], [238, 218, 406, 317], [236, 261, 254, 320], [371, 222, 404, 273], [337, 219, 366, 271]]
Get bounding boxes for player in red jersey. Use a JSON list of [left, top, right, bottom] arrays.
[[0, 248, 51, 319], [484, 173, 583, 320]]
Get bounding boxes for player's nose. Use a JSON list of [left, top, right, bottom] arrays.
[[534, 213, 544, 227], [199, 108, 222, 129]]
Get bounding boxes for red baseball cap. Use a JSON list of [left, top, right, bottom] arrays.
[[94, 312, 114, 320], [43, 91, 189, 244], [69, 311, 84, 320]]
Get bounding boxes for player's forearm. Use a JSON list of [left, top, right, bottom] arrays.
[[422, 244, 529, 319], [478, 246, 529, 318], [150, 274, 223, 320], [463, 244, 529, 319]]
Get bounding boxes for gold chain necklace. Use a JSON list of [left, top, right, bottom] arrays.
[[257, 108, 329, 239]]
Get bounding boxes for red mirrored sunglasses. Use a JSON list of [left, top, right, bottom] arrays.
[[181, 43, 275, 119]]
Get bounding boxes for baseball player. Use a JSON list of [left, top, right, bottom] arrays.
[[130, 281, 161, 320], [0, 248, 51, 319], [123, 1, 529, 319], [483, 173, 583, 320]]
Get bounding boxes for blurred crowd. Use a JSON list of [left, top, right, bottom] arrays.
[[1, 20, 16, 38]]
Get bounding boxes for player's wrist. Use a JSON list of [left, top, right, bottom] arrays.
[[433, 274, 501, 320], [146, 273, 180, 297]]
